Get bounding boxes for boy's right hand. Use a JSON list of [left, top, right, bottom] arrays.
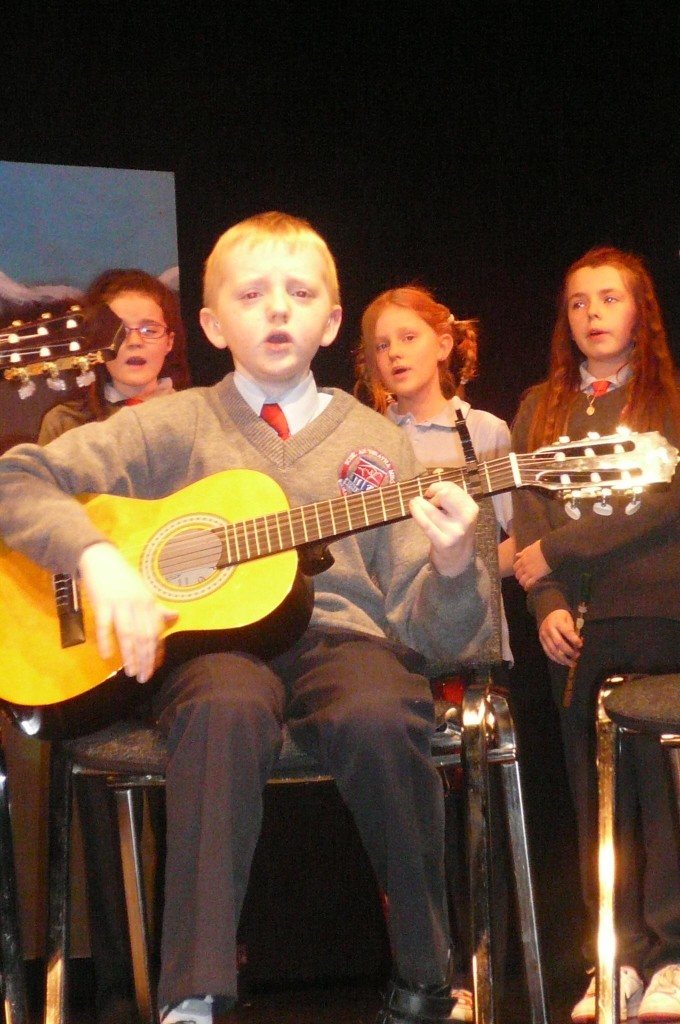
[[78, 542, 178, 683]]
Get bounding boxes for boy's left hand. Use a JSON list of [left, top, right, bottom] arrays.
[[410, 481, 478, 577]]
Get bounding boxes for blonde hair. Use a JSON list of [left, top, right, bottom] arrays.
[[354, 284, 478, 414], [203, 211, 340, 308]]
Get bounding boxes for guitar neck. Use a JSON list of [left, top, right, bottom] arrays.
[[219, 457, 518, 566]]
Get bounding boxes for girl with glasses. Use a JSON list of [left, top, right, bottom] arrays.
[[37, 267, 190, 1024], [38, 267, 190, 443]]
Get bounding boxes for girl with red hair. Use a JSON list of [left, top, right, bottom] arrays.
[[357, 283, 515, 591], [512, 246, 680, 1023], [357, 283, 516, 1022]]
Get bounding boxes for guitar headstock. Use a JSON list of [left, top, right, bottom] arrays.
[[524, 430, 679, 501], [1, 305, 124, 399]]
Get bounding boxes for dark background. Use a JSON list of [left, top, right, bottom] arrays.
[[2, 0, 679, 1004], [3, 1, 679, 426]]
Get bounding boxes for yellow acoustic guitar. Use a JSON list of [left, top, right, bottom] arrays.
[[1, 429, 677, 739]]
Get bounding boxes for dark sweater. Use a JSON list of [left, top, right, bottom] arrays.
[[511, 382, 680, 626]]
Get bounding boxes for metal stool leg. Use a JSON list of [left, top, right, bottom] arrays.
[[114, 787, 157, 1024], [665, 747, 680, 823], [0, 742, 29, 1024], [595, 682, 620, 1024], [462, 677, 495, 1024], [44, 744, 74, 1024], [491, 692, 549, 1024]]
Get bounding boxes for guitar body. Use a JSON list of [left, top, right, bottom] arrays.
[[1, 470, 314, 739], [1, 430, 677, 740]]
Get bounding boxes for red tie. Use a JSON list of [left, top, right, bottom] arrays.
[[590, 380, 610, 399], [260, 402, 290, 440], [124, 397, 144, 406]]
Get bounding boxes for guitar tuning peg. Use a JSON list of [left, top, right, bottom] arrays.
[[593, 496, 613, 516], [564, 497, 581, 520], [45, 365, 67, 391], [625, 494, 642, 516], [16, 370, 36, 400], [587, 431, 600, 439], [75, 357, 96, 388]]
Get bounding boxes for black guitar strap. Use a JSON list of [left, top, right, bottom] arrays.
[[453, 407, 477, 465], [450, 405, 504, 667]]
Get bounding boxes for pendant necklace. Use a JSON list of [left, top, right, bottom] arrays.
[[585, 379, 610, 416]]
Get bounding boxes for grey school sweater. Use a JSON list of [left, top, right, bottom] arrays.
[[0, 374, 490, 670]]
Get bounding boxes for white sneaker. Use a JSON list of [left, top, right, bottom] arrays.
[[572, 966, 644, 1023], [450, 987, 473, 1021], [160, 995, 214, 1024], [639, 965, 680, 1022]]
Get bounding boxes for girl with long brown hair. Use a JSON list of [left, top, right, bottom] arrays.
[[512, 246, 680, 1023]]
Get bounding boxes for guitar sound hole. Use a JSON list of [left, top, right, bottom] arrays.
[[156, 527, 224, 590]]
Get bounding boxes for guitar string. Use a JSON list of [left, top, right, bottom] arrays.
[[131, 446, 644, 577], [145, 463, 496, 573], [161, 456, 643, 572], [161, 457, 633, 563], [1, 315, 84, 353], [0, 311, 83, 339]]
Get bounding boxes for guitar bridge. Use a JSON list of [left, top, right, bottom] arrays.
[[53, 572, 86, 648]]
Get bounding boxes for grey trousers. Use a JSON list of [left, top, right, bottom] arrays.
[[153, 628, 452, 1009]]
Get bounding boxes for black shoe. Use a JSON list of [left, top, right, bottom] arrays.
[[375, 976, 456, 1023]]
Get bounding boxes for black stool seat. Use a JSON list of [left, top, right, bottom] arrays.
[[63, 720, 329, 780], [595, 673, 680, 1024], [64, 705, 464, 780], [47, 683, 547, 1024], [65, 723, 167, 775], [603, 673, 680, 735]]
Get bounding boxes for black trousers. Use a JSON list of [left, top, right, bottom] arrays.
[[548, 617, 680, 980], [152, 628, 452, 1010]]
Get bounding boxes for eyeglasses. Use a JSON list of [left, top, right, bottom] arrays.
[[120, 322, 169, 343]]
